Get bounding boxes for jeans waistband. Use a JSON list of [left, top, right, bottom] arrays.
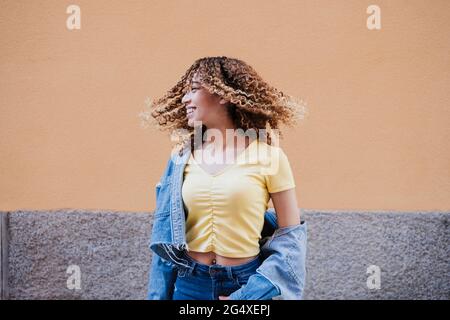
[[182, 251, 262, 277]]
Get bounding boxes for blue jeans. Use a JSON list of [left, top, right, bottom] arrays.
[[172, 252, 270, 300]]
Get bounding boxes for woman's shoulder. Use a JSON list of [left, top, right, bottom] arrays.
[[248, 139, 290, 170], [253, 139, 288, 158]]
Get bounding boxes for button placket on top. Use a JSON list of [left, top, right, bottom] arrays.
[[209, 176, 216, 252]]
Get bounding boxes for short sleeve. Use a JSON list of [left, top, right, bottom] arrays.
[[264, 147, 296, 193]]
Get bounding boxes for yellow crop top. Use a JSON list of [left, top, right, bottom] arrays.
[[181, 139, 296, 258]]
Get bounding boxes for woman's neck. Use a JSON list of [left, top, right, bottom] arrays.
[[203, 123, 249, 151]]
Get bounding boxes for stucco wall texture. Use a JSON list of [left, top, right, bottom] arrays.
[[1, 210, 449, 300], [1, 0, 450, 213]]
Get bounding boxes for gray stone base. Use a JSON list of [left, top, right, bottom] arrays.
[[0, 209, 448, 300]]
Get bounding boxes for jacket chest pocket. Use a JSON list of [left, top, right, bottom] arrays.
[[155, 177, 172, 215], [151, 209, 172, 244]]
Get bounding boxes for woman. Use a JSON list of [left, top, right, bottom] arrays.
[[146, 56, 307, 300]]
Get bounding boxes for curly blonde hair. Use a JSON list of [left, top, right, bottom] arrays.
[[142, 56, 307, 155]]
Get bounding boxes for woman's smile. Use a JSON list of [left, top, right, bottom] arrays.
[[186, 105, 197, 118]]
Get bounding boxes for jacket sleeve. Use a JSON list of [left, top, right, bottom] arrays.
[[228, 222, 308, 300], [147, 155, 178, 300], [146, 250, 178, 300], [227, 272, 281, 300]]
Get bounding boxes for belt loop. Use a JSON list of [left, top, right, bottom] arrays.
[[182, 251, 196, 276], [226, 266, 233, 280], [189, 260, 197, 275]]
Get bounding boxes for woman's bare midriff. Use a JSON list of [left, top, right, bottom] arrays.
[[187, 250, 258, 266]]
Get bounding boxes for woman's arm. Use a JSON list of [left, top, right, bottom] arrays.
[[270, 188, 300, 228], [225, 188, 305, 300]]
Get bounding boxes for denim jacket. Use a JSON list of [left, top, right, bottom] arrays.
[[147, 145, 308, 300]]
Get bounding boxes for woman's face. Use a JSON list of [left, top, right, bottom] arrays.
[[181, 73, 228, 128]]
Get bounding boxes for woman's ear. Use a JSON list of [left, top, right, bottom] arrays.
[[219, 98, 228, 105]]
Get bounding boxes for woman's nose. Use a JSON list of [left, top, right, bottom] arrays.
[[181, 92, 190, 104]]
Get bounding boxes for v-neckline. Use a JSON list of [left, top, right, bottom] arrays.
[[190, 138, 257, 177]]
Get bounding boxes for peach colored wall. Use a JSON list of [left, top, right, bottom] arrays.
[[1, 0, 449, 212]]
